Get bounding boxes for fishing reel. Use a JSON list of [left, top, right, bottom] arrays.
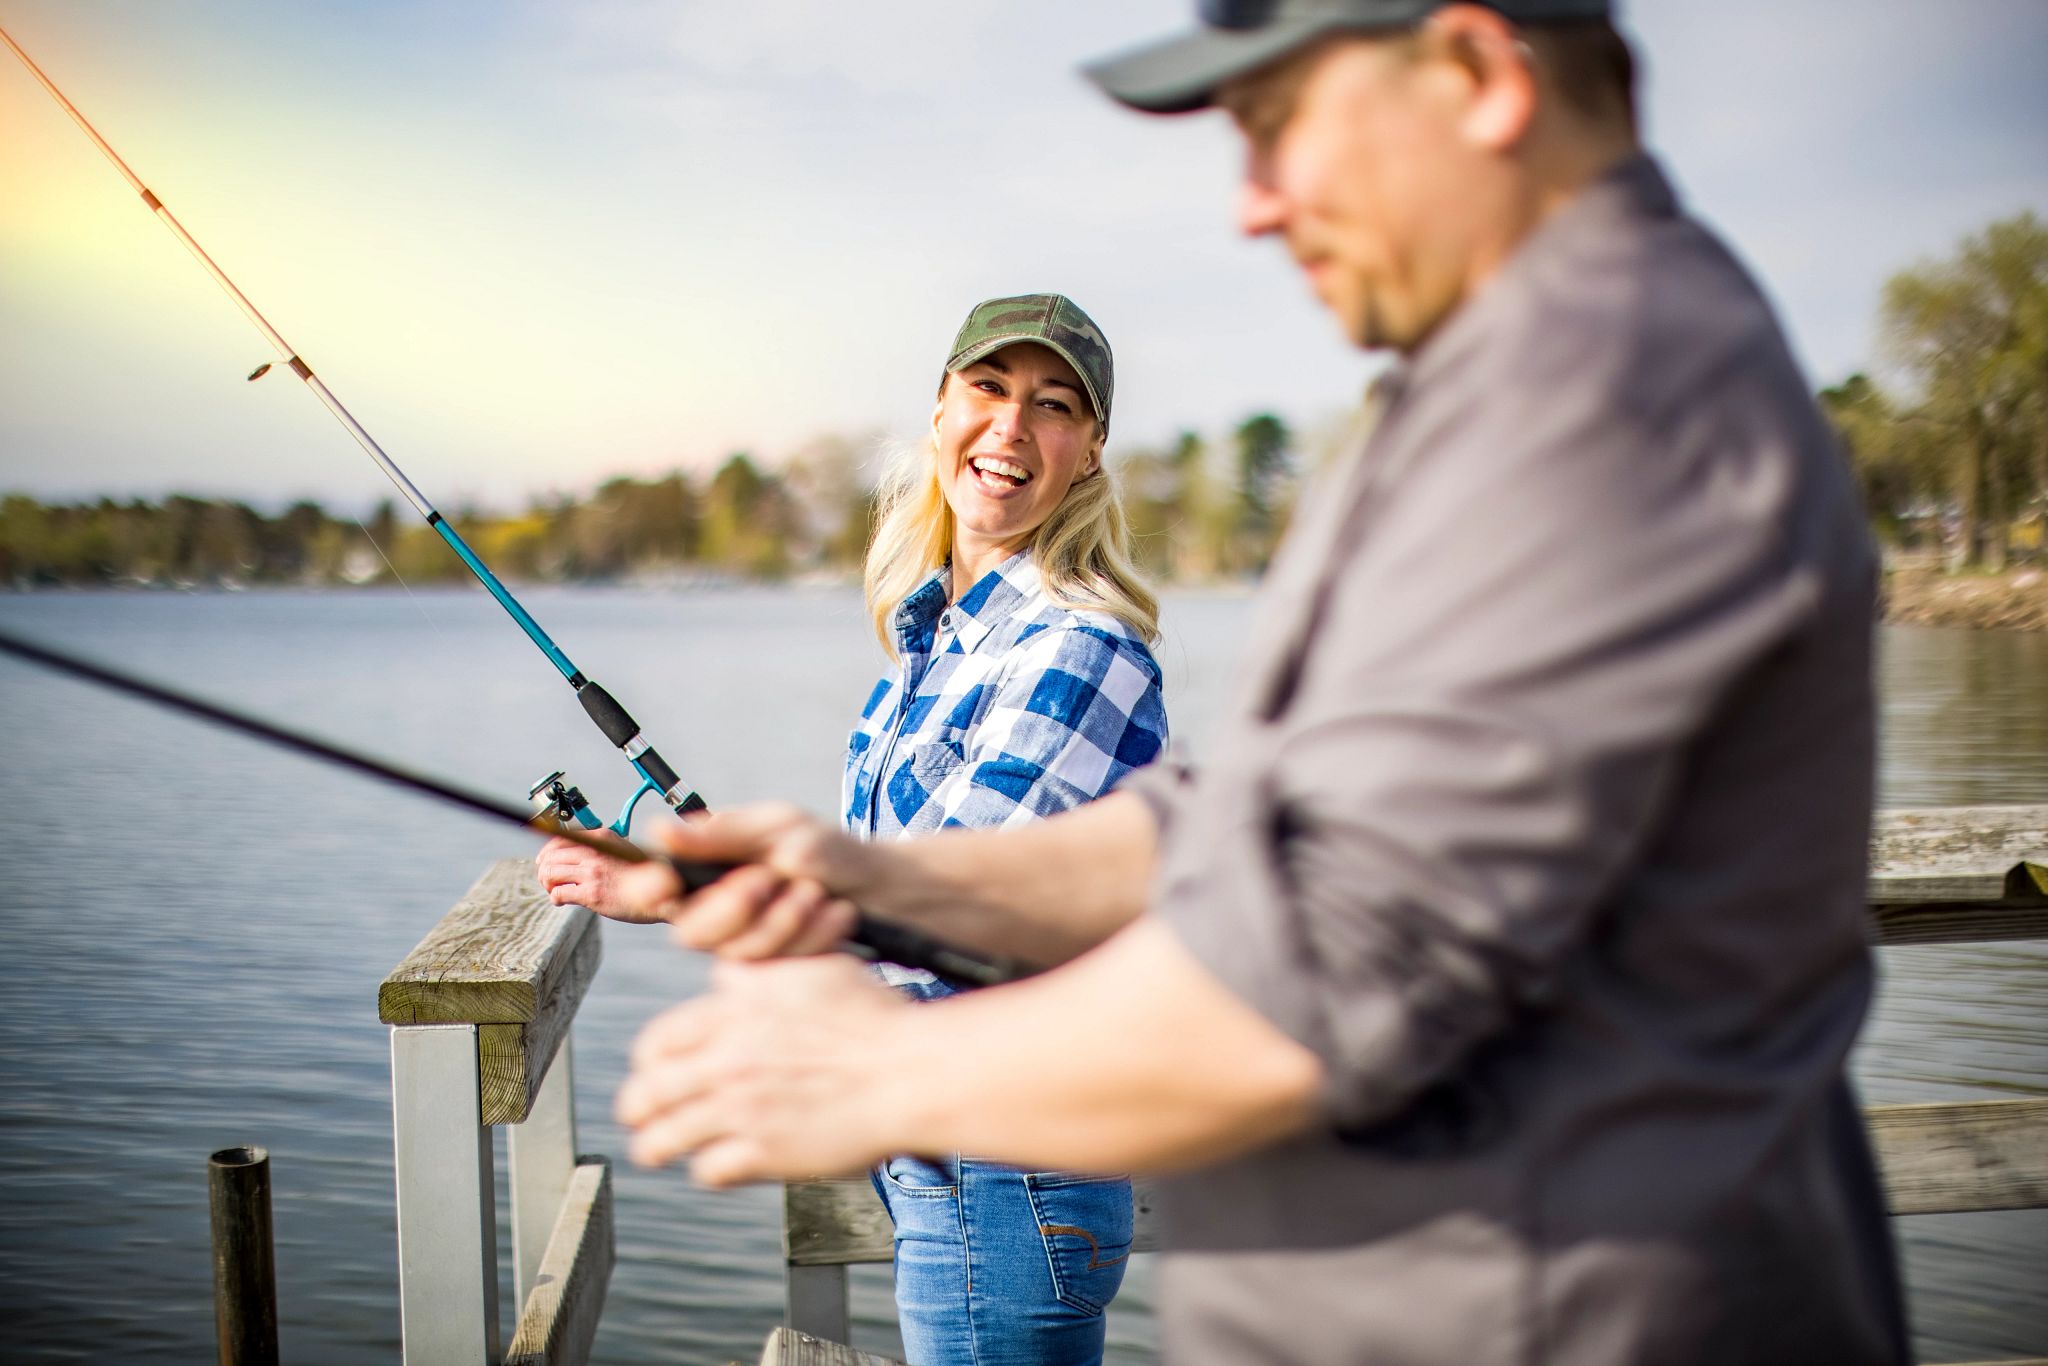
[[528, 767, 665, 838], [528, 770, 605, 835]]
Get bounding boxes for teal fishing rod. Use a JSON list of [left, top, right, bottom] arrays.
[[1, 24, 699, 838], [0, 625, 1037, 990]]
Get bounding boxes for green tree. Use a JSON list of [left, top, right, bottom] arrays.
[[1882, 212, 2048, 569], [699, 453, 797, 577], [1819, 374, 1940, 546], [1233, 412, 1293, 572]]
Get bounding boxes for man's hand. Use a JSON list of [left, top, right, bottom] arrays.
[[614, 955, 911, 1185], [614, 917, 1326, 1182], [613, 804, 866, 959]]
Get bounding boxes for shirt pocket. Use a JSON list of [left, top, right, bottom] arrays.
[[1025, 1172, 1134, 1316], [884, 738, 969, 835]]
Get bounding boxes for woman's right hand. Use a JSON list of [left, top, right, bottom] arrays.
[[536, 832, 658, 922], [614, 804, 865, 960]]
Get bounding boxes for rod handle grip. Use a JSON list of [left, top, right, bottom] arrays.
[[660, 857, 1037, 989]]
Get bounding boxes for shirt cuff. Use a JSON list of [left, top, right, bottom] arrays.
[[1115, 755, 1194, 842]]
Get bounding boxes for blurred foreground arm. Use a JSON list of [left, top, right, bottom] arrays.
[[616, 913, 1324, 1184], [618, 788, 1160, 968]]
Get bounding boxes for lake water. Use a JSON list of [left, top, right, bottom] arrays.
[[0, 589, 2042, 1364]]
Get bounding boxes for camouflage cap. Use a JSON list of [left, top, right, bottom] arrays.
[[945, 294, 1115, 430], [1085, 0, 1613, 114]]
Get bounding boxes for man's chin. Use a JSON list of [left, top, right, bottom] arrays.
[[1308, 284, 1392, 352], [1334, 305, 1392, 353]]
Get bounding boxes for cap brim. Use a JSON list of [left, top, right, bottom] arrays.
[[1081, 18, 1344, 114], [948, 336, 1109, 428]]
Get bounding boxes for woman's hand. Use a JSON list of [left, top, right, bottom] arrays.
[[614, 804, 866, 960], [535, 831, 654, 922], [615, 955, 913, 1184]]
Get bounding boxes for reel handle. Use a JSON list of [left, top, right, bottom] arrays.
[[529, 770, 604, 831]]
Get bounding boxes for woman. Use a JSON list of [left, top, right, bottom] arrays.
[[539, 292, 1166, 1366]]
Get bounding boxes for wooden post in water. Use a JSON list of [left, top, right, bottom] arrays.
[[208, 1145, 279, 1366]]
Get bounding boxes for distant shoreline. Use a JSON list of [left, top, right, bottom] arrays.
[[8, 570, 2044, 631], [1881, 566, 2048, 632]]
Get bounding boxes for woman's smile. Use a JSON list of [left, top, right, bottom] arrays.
[[967, 454, 1035, 495]]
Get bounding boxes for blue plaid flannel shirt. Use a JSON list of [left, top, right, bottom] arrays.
[[842, 551, 1168, 851]]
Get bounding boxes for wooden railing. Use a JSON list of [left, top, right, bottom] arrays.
[[778, 805, 2048, 1364], [380, 861, 614, 1366], [370, 808, 2043, 1366]]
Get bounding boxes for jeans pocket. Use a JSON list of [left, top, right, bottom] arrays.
[[1024, 1173, 1133, 1316], [879, 1152, 958, 1196], [875, 1154, 962, 1253]]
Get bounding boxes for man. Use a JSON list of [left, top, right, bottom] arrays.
[[612, 3, 1908, 1361]]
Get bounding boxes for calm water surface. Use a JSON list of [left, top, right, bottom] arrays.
[[0, 591, 2042, 1363]]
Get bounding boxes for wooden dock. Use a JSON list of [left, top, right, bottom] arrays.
[[372, 804, 2047, 1366]]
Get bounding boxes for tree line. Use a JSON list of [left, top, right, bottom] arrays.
[[7, 210, 2043, 589], [0, 415, 1309, 589]]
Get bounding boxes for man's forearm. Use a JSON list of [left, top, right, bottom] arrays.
[[869, 789, 1160, 966], [873, 915, 1326, 1173]]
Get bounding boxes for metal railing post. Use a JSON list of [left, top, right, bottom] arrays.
[[391, 1023, 501, 1365], [509, 1038, 578, 1310]]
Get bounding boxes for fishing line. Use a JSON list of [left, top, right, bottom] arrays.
[[1, 24, 698, 839], [0, 624, 1035, 990]]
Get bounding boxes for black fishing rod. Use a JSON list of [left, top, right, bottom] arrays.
[[0, 24, 694, 839], [0, 626, 1037, 989]]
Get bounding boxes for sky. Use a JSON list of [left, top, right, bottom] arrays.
[[1, 0, 2044, 511]]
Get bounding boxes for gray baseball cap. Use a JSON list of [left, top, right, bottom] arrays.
[[1084, 0, 1613, 114]]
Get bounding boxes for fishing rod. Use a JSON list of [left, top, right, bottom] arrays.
[[0, 625, 1037, 989], [1, 24, 694, 840]]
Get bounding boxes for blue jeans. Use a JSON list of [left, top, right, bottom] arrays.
[[872, 1152, 1133, 1366]]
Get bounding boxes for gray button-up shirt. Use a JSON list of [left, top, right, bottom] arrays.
[[1135, 156, 1907, 1364]]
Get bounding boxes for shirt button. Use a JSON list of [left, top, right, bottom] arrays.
[[939, 611, 954, 631]]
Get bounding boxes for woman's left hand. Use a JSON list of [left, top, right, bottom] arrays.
[[535, 833, 651, 921], [615, 954, 914, 1185]]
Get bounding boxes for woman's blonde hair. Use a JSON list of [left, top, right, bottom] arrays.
[[863, 402, 1160, 658]]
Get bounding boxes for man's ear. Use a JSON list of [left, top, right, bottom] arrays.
[[1427, 3, 1537, 152]]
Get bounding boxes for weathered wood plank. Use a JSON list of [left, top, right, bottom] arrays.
[[380, 860, 600, 1026], [784, 1177, 1161, 1268], [479, 924, 602, 1125], [1870, 806, 2047, 907], [505, 1157, 614, 1366], [784, 1179, 891, 1268], [1868, 1098, 2048, 1216], [1870, 901, 2048, 947], [759, 1326, 906, 1366], [787, 1096, 2048, 1268]]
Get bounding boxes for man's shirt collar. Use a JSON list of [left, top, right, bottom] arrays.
[[1404, 152, 1677, 398]]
